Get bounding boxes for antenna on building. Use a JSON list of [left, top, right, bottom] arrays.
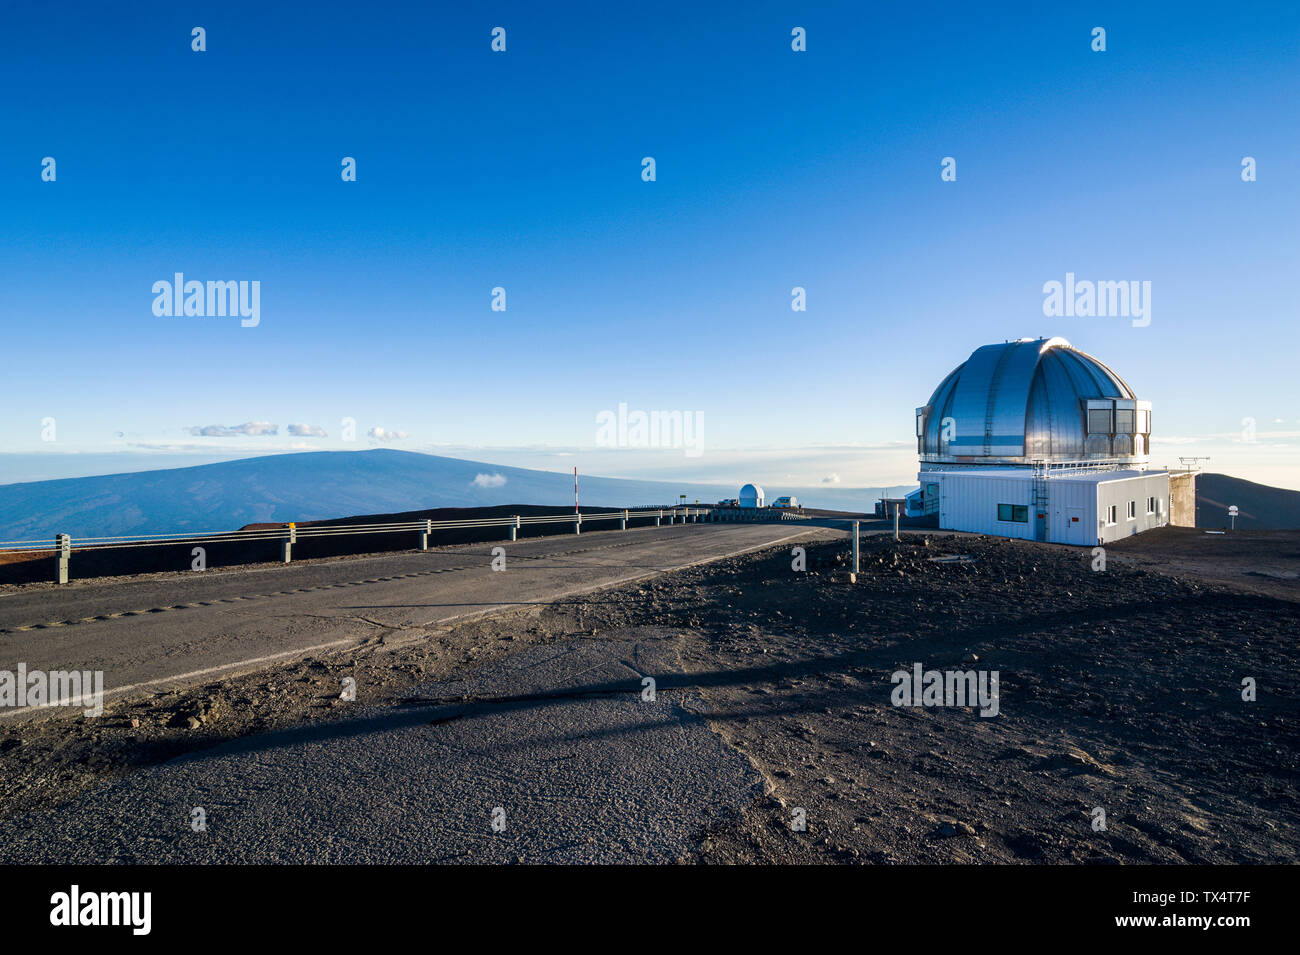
[[1178, 456, 1210, 471]]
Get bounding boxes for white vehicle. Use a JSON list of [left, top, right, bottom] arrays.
[[770, 496, 797, 509]]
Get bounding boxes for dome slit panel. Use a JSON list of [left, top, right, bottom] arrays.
[[1073, 349, 1112, 397], [1032, 352, 1077, 459], [950, 342, 1040, 459]]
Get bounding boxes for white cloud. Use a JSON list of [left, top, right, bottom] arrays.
[[821, 473, 841, 484], [187, 421, 278, 437], [367, 427, 408, 442], [287, 423, 327, 437], [471, 472, 507, 488]]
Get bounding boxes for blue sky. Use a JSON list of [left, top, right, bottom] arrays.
[[2, 0, 1297, 489]]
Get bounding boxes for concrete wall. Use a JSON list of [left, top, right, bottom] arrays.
[[1169, 471, 1197, 527]]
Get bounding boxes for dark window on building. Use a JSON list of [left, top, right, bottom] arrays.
[[997, 503, 1028, 523], [1088, 409, 1113, 433], [1128, 500, 1137, 519], [1116, 409, 1135, 433]]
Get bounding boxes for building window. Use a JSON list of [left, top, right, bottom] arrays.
[[916, 412, 925, 438], [1146, 496, 1156, 514], [997, 503, 1028, 523], [1088, 409, 1113, 434], [1128, 500, 1136, 520], [1116, 409, 1135, 433], [1105, 505, 1118, 526]]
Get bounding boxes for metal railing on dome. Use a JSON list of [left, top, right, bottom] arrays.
[[1030, 458, 1150, 477]]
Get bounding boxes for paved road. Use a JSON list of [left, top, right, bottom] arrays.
[[0, 634, 764, 863], [0, 523, 828, 718]]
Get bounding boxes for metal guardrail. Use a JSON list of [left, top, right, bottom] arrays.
[[1029, 458, 1148, 477], [710, 507, 811, 523], [0, 507, 714, 583]]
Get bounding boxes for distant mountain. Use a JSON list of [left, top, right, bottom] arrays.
[[0, 450, 887, 542], [1196, 473, 1300, 530]]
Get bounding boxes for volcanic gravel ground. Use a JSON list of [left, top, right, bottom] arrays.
[[574, 532, 1298, 863], [2, 531, 1294, 864]]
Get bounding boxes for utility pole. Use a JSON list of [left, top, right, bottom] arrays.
[[574, 467, 578, 514]]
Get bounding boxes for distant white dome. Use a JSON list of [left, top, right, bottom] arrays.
[[739, 483, 765, 508]]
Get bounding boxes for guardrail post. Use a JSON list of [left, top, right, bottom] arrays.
[[573, 512, 582, 535], [509, 516, 518, 541], [55, 533, 70, 584], [851, 521, 860, 583], [420, 519, 431, 551], [282, 522, 295, 563], [620, 510, 628, 531], [656, 510, 662, 527], [894, 505, 900, 542]]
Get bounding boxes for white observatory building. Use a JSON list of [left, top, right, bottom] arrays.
[[910, 337, 1191, 545], [739, 483, 765, 508]]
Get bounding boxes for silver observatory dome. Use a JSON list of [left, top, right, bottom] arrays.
[[916, 337, 1151, 468]]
